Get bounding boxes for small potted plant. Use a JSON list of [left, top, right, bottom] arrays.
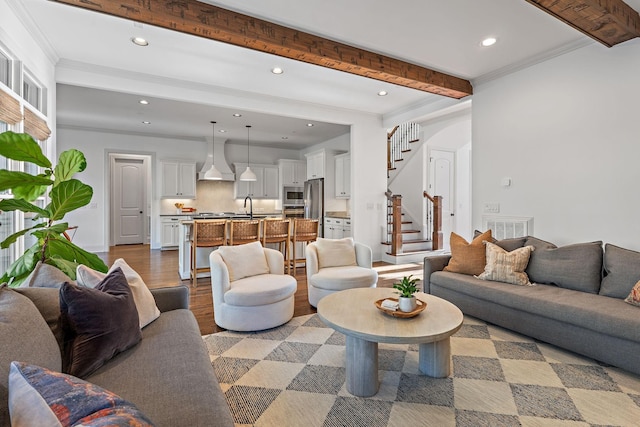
[[393, 274, 420, 312]]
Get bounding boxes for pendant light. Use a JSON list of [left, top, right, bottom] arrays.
[[240, 125, 257, 181], [203, 120, 223, 180]]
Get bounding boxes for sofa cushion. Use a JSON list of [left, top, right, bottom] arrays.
[[600, 244, 640, 299], [477, 242, 535, 286], [60, 268, 141, 378], [474, 230, 527, 252], [15, 287, 64, 353], [86, 309, 234, 426], [444, 230, 492, 276], [430, 271, 640, 343], [217, 241, 270, 281], [310, 266, 378, 291], [315, 237, 357, 269], [625, 280, 640, 307], [20, 261, 75, 288], [76, 258, 161, 328], [0, 287, 62, 426], [224, 274, 297, 306], [525, 238, 603, 293], [8, 361, 153, 427]]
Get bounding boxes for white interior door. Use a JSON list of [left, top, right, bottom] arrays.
[[429, 149, 455, 248], [112, 158, 146, 245]]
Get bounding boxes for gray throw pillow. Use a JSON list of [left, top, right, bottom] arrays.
[[0, 286, 62, 426], [600, 244, 640, 299], [15, 287, 65, 353], [20, 261, 75, 288], [473, 230, 527, 252], [525, 238, 603, 294]]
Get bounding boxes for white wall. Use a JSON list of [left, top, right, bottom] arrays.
[[473, 40, 640, 249]]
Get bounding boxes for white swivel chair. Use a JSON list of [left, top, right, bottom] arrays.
[[306, 237, 378, 307], [209, 241, 297, 331]]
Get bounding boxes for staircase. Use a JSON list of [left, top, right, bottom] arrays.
[[382, 123, 446, 264]]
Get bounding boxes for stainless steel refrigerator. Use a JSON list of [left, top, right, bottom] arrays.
[[304, 178, 324, 237]]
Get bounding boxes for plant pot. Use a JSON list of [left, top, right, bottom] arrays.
[[398, 296, 417, 313]]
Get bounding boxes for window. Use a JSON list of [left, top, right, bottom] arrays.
[[23, 73, 41, 112], [0, 121, 9, 196], [0, 50, 10, 88]]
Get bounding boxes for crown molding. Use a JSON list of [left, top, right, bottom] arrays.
[[6, 0, 59, 66]]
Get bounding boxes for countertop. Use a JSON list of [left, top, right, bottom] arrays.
[[325, 211, 350, 219], [161, 212, 281, 218]]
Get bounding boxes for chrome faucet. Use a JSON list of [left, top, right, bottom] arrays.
[[244, 195, 253, 220]]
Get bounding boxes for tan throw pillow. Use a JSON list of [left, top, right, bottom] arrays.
[[444, 230, 492, 276], [477, 242, 535, 286], [76, 258, 160, 329], [315, 237, 357, 269], [624, 280, 640, 307], [216, 241, 270, 281]]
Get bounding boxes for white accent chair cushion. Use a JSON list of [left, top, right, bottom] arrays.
[[315, 237, 357, 268], [210, 244, 297, 331], [306, 240, 378, 307], [216, 241, 270, 281]]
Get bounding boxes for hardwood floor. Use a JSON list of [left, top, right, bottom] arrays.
[[98, 244, 424, 335]]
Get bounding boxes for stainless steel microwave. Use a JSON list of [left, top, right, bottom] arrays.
[[283, 187, 304, 205]]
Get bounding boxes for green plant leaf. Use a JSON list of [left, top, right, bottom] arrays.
[[0, 198, 49, 216], [0, 222, 47, 249], [0, 131, 52, 168], [0, 243, 42, 286], [47, 179, 93, 221], [46, 256, 78, 279], [12, 172, 51, 201], [0, 170, 53, 193], [54, 149, 87, 186], [45, 237, 107, 273]]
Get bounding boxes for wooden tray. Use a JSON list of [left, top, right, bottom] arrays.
[[374, 297, 427, 318]]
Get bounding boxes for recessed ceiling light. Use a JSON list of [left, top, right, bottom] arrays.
[[481, 37, 497, 47], [131, 37, 149, 47], [142, 121, 151, 124], [271, 67, 284, 74], [306, 123, 314, 127], [139, 99, 149, 105], [218, 129, 227, 133], [378, 90, 388, 96], [282, 136, 289, 140], [233, 113, 242, 117]]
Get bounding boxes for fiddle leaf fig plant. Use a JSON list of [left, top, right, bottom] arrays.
[[392, 274, 420, 298], [0, 131, 107, 286]]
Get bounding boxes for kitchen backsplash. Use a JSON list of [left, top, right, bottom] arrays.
[[160, 180, 280, 215]]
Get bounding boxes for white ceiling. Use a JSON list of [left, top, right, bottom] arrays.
[[15, 0, 640, 148]]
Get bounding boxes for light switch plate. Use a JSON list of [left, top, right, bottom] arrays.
[[483, 203, 500, 213]]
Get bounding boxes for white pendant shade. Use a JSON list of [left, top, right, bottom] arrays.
[[240, 166, 257, 181], [203, 164, 223, 180]]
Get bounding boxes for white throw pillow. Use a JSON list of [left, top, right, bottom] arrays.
[[76, 258, 160, 328], [216, 241, 270, 281], [315, 237, 357, 269]]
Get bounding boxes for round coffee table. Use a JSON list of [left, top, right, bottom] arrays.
[[317, 287, 463, 397]]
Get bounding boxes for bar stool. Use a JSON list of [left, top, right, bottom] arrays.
[[289, 218, 319, 275], [262, 218, 291, 273], [191, 219, 227, 287], [227, 219, 260, 246]]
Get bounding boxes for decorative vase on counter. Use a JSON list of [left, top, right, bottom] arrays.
[[398, 296, 417, 313]]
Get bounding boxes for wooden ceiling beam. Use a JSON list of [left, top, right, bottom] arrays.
[[51, 0, 473, 99], [525, 0, 640, 47]]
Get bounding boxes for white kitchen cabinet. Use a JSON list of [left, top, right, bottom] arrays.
[[343, 219, 352, 237], [278, 159, 306, 186], [305, 150, 325, 180], [161, 216, 185, 249], [324, 217, 344, 239], [335, 153, 350, 199], [234, 163, 279, 199], [161, 161, 196, 198]]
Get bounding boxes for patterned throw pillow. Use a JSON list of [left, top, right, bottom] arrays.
[[624, 280, 640, 307], [444, 230, 492, 276], [8, 361, 154, 426], [477, 242, 535, 286]]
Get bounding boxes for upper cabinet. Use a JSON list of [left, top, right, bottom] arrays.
[[234, 163, 279, 199], [305, 150, 325, 180], [278, 159, 306, 186], [161, 161, 196, 199], [335, 153, 350, 199]]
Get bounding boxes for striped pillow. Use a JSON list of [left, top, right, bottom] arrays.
[[477, 242, 535, 286], [624, 280, 640, 307]]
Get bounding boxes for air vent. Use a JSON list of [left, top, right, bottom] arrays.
[[482, 215, 533, 240]]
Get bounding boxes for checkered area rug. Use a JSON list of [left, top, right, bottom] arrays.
[[203, 314, 640, 427]]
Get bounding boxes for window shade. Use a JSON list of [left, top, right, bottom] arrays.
[[0, 88, 22, 125], [24, 106, 51, 141]]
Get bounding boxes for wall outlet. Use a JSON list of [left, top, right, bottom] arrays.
[[483, 203, 500, 213]]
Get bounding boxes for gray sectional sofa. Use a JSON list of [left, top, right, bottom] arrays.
[[0, 285, 234, 426], [423, 237, 640, 376]]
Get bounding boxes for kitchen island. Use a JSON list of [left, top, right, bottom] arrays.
[[177, 213, 281, 280]]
